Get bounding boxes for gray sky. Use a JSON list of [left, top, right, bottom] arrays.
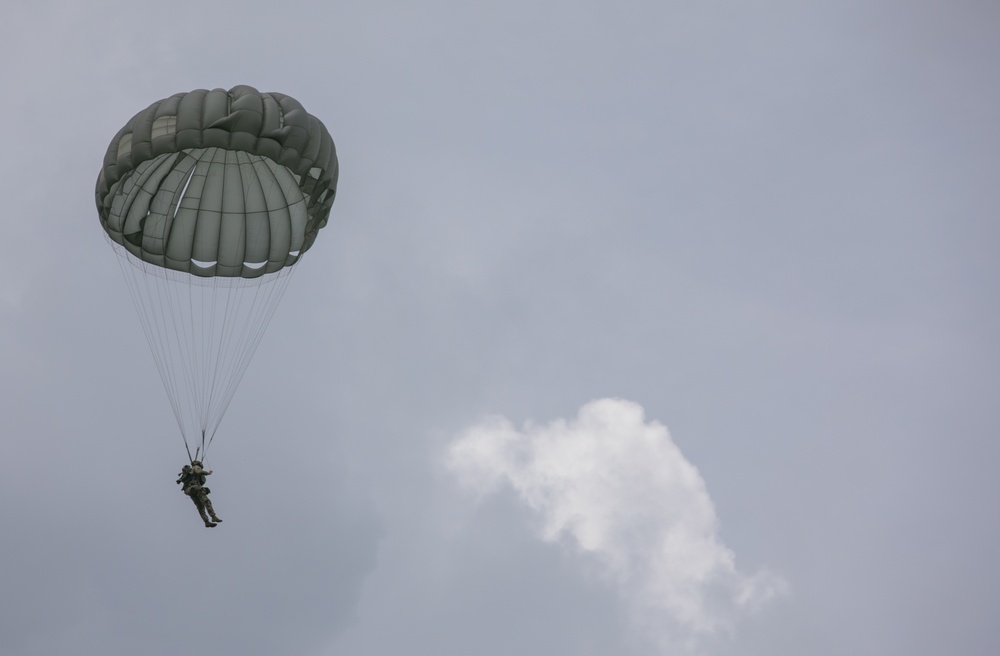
[[2, 1, 998, 654]]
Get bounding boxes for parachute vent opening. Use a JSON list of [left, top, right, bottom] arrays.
[[289, 250, 300, 257], [192, 259, 217, 268], [244, 261, 267, 270]]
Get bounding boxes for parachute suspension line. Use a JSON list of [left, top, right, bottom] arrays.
[[194, 275, 207, 432], [166, 265, 201, 434], [203, 280, 242, 455], [205, 277, 241, 435], [113, 243, 192, 456], [145, 252, 201, 458], [149, 264, 191, 451], [202, 266, 297, 456], [157, 254, 202, 454], [197, 273, 221, 438], [111, 235, 297, 461], [201, 279, 218, 440]]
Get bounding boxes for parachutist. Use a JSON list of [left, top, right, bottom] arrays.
[[177, 461, 223, 527]]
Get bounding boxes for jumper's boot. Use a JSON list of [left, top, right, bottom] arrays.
[[204, 497, 222, 523]]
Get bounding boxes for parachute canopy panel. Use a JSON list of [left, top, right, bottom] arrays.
[[96, 85, 338, 277]]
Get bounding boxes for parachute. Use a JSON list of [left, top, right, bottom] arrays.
[[96, 85, 338, 461]]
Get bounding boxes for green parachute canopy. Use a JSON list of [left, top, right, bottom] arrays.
[[96, 85, 337, 277], [96, 86, 338, 460]]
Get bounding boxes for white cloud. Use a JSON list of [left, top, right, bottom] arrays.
[[446, 398, 786, 651]]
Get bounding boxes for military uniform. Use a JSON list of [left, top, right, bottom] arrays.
[[177, 462, 223, 527]]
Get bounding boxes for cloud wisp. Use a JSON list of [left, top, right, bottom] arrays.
[[446, 398, 786, 651]]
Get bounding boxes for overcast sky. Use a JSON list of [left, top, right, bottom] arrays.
[[2, 1, 998, 655]]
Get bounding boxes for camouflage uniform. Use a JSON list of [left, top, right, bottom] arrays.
[[177, 462, 223, 527]]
